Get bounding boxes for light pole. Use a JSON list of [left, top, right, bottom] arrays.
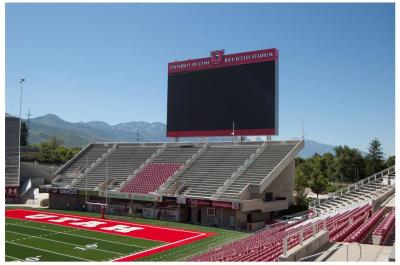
[[18, 79, 25, 118], [18, 78, 25, 189]]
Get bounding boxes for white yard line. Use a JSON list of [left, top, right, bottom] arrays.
[[6, 230, 126, 256], [6, 215, 165, 243], [10, 209, 203, 235], [112, 233, 206, 261], [6, 223, 148, 249], [5, 255, 22, 261], [5, 241, 92, 261]]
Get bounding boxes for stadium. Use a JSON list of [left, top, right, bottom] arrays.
[[5, 48, 396, 262]]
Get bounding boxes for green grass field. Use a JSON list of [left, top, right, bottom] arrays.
[[5, 207, 246, 262]]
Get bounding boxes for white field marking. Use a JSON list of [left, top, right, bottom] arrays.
[[69, 220, 107, 228], [6, 215, 165, 244], [5, 241, 92, 261], [101, 224, 144, 233], [6, 230, 126, 256], [112, 233, 206, 261], [24, 255, 42, 262], [6, 229, 75, 242], [15, 209, 203, 236], [48, 217, 82, 223], [25, 213, 58, 219], [6, 219, 30, 226], [6, 223, 148, 249], [5, 255, 22, 261]]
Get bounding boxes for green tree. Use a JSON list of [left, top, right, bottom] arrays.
[[334, 146, 347, 183], [39, 137, 63, 163], [334, 145, 365, 182], [20, 121, 29, 146], [309, 173, 329, 200], [322, 153, 336, 184], [386, 155, 395, 168], [365, 138, 385, 176], [294, 158, 311, 205]]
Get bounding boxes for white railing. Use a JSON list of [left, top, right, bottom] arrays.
[[239, 140, 304, 199], [156, 143, 209, 194], [51, 143, 92, 184], [212, 142, 269, 199], [51, 144, 91, 184], [69, 144, 117, 188], [309, 165, 395, 210], [95, 177, 116, 191], [117, 143, 167, 190], [282, 219, 327, 256], [297, 242, 362, 262]]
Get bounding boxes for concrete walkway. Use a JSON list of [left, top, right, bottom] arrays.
[[317, 243, 394, 261], [381, 193, 395, 208]]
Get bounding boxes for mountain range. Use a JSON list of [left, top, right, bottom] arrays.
[[24, 114, 359, 158]]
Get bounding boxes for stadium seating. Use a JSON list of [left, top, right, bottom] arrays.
[[72, 144, 160, 189], [169, 143, 260, 198], [372, 208, 395, 245], [219, 143, 297, 200], [188, 204, 374, 261], [5, 115, 20, 187], [121, 162, 183, 194], [52, 143, 110, 186], [310, 166, 395, 215], [50, 141, 302, 200], [344, 208, 384, 243], [152, 144, 201, 163]]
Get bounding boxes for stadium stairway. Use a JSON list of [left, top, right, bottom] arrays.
[[171, 143, 261, 198], [117, 143, 203, 194], [218, 142, 298, 201], [309, 166, 395, 216], [51, 143, 112, 187], [72, 144, 160, 190]]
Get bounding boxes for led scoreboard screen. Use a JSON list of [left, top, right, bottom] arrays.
[[167, 48, 278, 137]]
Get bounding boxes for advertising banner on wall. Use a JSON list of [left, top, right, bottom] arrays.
[[176, 196, 186, 205], [38, 187, 79, 196], [162, 196, 177, 204], [160, 209, 178, 221], [142, 207, 160, 219]]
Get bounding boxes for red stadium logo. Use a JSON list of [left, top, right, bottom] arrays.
[[211, 50, 224, 64]]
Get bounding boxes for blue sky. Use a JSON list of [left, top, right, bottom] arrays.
[[5, 3, 395, 155]]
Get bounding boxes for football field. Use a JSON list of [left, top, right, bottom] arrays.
[[5, 208, 245, 262]]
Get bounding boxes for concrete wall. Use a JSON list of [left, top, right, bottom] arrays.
[[241, 160, 295, 205], [190, 206, 238, 229], [241, 199, 288, 213], [263, 160, 295, 204], [279, 230, 329, 261], [372, 188, 395, 212], [49, 193, 86, 211]]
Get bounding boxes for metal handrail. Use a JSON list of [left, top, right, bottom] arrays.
[[118, 143, 167, 190], [157, 142, 208, 194], [297, 242, 361, 261], [310, 165, 395, 209], [69, 144, 117, 188], [213, 142, 268, 199]]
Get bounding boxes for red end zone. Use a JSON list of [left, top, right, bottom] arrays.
[[6, 209, 214, 261]]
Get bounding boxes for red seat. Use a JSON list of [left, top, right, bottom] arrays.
[[120, 163, 182, 194]]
